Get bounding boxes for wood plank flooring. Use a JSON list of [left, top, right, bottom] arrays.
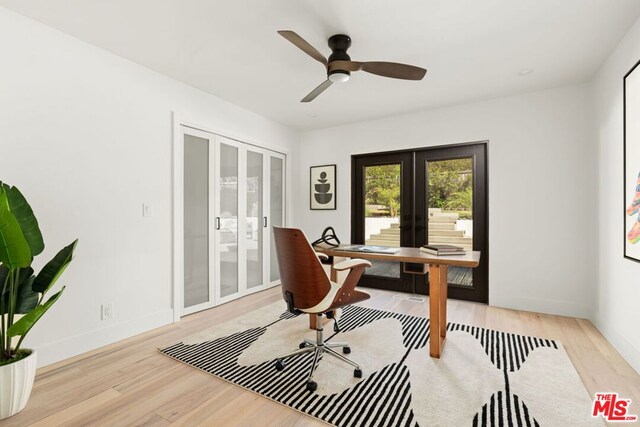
[[3, 287, 639, 426]]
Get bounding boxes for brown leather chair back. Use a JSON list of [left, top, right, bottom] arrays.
[[273, 227, 332, 311]]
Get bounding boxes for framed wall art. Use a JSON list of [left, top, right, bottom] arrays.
[[624, 59, 640, 262], [310, 164, 336, 210]]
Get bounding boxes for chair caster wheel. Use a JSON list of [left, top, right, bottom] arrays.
[[306, 381, 318, 392], [275, 360, 285, 371], [299, 342, 307, 349], [342, 346, 351, 354], [333, 323, 340, 333], [354, 368, 362, 378]]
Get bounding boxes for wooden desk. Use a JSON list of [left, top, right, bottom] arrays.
[[316, 246, 481, 358]]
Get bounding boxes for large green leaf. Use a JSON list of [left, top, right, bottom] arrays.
[[0, 267, 37, 315], [4, 185, 44, 257], [0, 188, 32, 269], [33, 240, 77, 295], [7, 287, 65, 338]]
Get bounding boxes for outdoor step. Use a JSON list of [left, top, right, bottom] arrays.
[[374, 227, 466, 236], [429, 212, 459, 219], [428, 216, 458, 223], [376, 228, 467, 237], [380, 228, 401, 235], [428, 229, 466, 237], [390, 223, 400, 228], [368, 233, 400, 241], [429, 223, 456, 230]]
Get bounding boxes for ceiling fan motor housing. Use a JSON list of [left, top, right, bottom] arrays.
[[328, 34, 351, 79]]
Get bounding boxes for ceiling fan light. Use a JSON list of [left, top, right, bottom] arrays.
[[329, 71, 350, 83]]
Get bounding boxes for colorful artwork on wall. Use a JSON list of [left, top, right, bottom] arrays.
[[624, 59, 640, 262]]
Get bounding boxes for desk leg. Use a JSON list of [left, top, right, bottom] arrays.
[[309, 260, 339, 329], [429, 264, 448, 358]]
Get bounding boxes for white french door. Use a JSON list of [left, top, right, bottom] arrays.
[[267, 152, 286, 285], [180, 127, 285, 316]]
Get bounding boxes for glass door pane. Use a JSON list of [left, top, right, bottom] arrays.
[[269, 156, 284, 282], [183, 134, 210, 308], [219, 142, 239, 298], [364, 164, 401, 279], [427, 158, 474, 287], [246, 150, 263, 289]]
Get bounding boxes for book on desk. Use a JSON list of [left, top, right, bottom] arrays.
[[420, 244, 466, 256], [333, 245, 401, 254]]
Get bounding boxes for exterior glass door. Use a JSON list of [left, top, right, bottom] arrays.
[[415, 144, 487, 302], [352, 152, 414, 293], [352, 143, 488, 303], [427, 158, 474, 287]]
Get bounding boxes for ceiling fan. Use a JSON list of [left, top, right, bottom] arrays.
[[278, 30, 427, 102]]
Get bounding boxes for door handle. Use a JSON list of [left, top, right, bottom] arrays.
[[216, 217, 221, 230], [263, 217, 268, 228]]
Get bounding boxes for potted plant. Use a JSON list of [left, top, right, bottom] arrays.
[[0, 182, 77, 420]]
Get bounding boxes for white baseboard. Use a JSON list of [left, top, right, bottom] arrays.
[[34, 309, 174, 368], [592, 313, 640, 375], [489, 294, 591, 319]]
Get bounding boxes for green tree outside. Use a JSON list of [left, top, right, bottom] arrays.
[[428, 158, 473, 219], [364, 159, 473, 219]]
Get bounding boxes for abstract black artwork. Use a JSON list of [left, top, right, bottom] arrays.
[[310, 164, 336, 210]]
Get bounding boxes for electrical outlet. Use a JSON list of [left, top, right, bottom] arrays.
[[101, 303, 114, 321], [142, 203, 153, 218]]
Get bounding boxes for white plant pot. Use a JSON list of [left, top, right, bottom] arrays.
[[0, 350, 37, 420]]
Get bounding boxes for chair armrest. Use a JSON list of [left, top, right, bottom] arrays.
[[333, 259, 371, 271], [315, 252, 329, 261], [330, 259, 370, 309]]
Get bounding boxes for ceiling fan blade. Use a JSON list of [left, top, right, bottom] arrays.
[[360, 62, 427, 80], [278, 30, 327, 67], [328, 60, 363, 73], [301, 79, 333, 103]]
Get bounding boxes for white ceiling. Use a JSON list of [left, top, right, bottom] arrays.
[[2, 0, 640, 131]]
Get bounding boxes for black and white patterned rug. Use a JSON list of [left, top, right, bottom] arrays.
[[160, 303, 602, 426]]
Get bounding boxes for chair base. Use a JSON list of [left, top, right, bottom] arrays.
[[274, 314, 363, 391]]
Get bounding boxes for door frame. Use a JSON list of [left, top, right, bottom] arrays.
[[351, 140, 489, 303], [172, 113, 290, 322]]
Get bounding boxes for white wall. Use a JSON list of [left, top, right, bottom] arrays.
[[294, 84, 596, 318], [592, 16, 640, 373], [0, 8, 299, 367]]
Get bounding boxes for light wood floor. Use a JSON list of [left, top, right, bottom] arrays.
[[4, 287, 640, 426]]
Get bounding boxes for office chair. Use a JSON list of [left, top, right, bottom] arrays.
[[272, 226, 371, 392]]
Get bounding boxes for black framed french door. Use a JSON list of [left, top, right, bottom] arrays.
[[352, 142, 488, 303], [352, 152, 415, 293]]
